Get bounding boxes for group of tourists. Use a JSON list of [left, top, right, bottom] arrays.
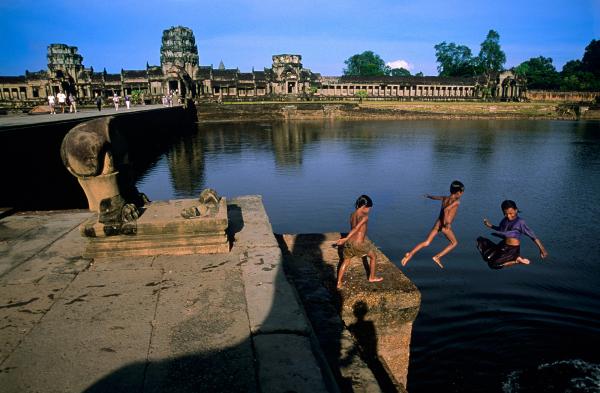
[[90, 93, 132, 112], [161, 90, 179, 107], [111, 93, 131, 111], [48, 91, 135, 114], [335, 181, 548, 288], [47, 91, 77, 114]]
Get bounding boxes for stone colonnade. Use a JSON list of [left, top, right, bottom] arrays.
[[319, 83, 475, 98]]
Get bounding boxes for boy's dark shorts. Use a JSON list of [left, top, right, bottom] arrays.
[[343, 239, 377, 259], [477, 236, 520, 269]]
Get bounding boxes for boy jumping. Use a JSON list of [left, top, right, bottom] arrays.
[[401, 180, 465, 268]]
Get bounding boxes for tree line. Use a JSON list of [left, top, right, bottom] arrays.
[[343, 31, 600, 91]]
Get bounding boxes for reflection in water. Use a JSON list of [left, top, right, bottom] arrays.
[[137, 119, 600, 392], [167, 132, 205, 196], [271, 122, 320, 168]]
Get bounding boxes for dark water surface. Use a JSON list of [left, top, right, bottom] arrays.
[[138, 119, 600, 392]]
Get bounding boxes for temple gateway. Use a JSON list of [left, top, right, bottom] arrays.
[[0, 26, 524, 106]]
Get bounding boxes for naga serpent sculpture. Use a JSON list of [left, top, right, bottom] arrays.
[[61, 116, 148, 236]]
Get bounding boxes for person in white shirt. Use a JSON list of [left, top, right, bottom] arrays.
[[57, 91, 67, 113], [48, 94, 56, 114], [113, 93, 120, 111]]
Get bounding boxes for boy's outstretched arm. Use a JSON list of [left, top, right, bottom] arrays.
[[534, 238, 549, 259], [425, 194, 444, 200], [336, 216, 368, 245], [483, 218, 500, 231]]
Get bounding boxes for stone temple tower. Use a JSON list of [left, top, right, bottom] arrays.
[[160, 26, 199, 78], [47, 44, 84, 94]]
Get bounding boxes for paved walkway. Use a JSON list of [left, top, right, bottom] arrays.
[[0, 104, 177, 130], [0, 196, 333, 393]]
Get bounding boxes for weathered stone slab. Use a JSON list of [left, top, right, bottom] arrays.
[[89, 256, 155, 271], [0, 269, 161, 393], [82, 198, 229, 258], [229, 196, 279, 249], [144, 253, 257, 393], [254, 334, 329, 393], [152, 252, 236, 273], [0, 275, 74, 364], [241, 246, 309, 335], [0, 212, 92, 277], [1, 223, 90, 285]]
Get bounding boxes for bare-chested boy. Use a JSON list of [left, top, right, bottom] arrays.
[[335, 195, 383, 289], [401, 181, 465, 268]]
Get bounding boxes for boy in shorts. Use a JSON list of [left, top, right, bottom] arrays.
[[335, 195, 383, 289]]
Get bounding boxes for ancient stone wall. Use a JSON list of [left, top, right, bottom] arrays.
[[526, 90, 600, 102]]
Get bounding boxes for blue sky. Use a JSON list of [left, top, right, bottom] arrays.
[[0, 0, 598, 76]]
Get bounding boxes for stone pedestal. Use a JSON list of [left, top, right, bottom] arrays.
[[81, 198, 229, 258]]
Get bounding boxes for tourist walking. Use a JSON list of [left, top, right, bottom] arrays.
[[477, 200, 548, 269], [48, 93, 56, 115], [57, 91, 67, 113], [125, 94, 131, 109], [401, 180, 465, 268], [69, 93, 77, 113], [334, 195, 383, 288], [113, 93, 120, 111], [95, 93, 102, 111]]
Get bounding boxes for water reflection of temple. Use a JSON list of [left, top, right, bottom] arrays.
[[167, 133, 206, 195], [271, 122, 324, 168]]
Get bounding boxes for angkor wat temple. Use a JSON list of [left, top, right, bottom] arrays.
[[0, 26, 524, 106]]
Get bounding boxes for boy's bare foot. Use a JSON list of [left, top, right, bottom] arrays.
[[516, 256, 530, 265], [401, 253, 410, 266], [336, 282, 343, 289], [369, 277, 384, 283], [432, 256, 444, 269]]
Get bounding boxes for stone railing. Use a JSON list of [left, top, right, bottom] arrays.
[[525, 90, 600, 102]]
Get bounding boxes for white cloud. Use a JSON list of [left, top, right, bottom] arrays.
[[386, 59, 413, 70]]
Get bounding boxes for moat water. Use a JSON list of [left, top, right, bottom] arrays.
[[138, 119, 600, 392]]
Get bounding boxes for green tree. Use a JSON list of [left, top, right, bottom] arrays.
[[388, 67, 411, 77], [560, 60, 584, 91], [582, 39, 600, 76], [514, 56, 560, 90], [344, 51, 389, 76], [562, 60, 582, 75], [434, 42, 477, 76], [355, 90, 368, 102], [477, 30, 506, 84], [415, 71, 424, 77], [559, 45, 600, 92], [131, 89, 143, 104]]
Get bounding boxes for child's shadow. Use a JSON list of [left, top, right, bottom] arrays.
[[342, 301, 397, 392]]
